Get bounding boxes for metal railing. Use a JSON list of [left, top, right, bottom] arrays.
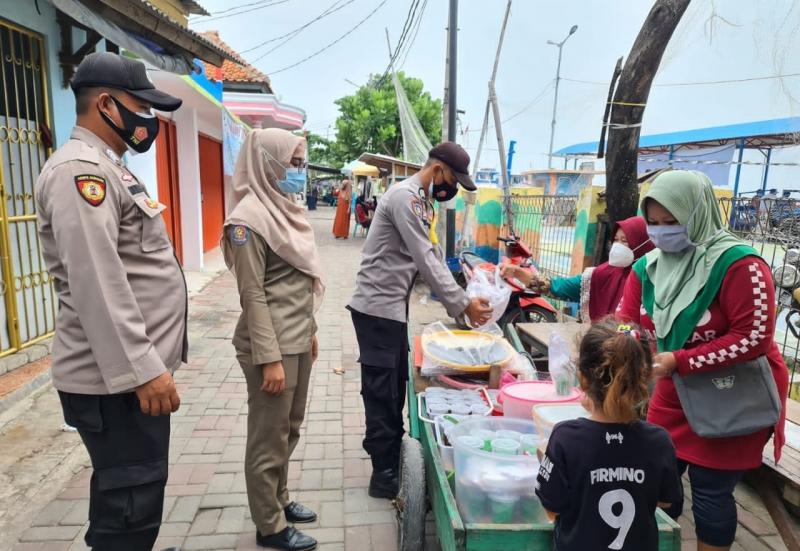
[[0, 20, 55, 357], [510, 194, 579, 280], [719, 196, 800, 387]]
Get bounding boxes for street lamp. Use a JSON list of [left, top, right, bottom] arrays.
[[546, 24, 578, 169]]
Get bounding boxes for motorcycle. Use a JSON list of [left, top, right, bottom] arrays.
[[456, 235, 558, 329], [772, 248, 800, 340]]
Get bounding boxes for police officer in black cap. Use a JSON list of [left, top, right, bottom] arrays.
[[348, 143, 492, 498], [35, 52, 187, 550]]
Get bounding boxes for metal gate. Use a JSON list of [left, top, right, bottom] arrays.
[[0, 19, 55, 358]]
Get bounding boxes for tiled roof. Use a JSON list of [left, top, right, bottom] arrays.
[[198, 31, 272, 89]]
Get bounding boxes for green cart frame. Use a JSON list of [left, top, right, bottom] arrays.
[[397, 344, 682, 551]]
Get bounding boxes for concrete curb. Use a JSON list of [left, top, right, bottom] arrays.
[[0, 365, 52, 415]]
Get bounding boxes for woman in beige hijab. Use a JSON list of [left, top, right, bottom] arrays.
[[222, 128, 323, 551]]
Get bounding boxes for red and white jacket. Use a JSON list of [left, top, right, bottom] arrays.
[[617, 257, 788, 470]]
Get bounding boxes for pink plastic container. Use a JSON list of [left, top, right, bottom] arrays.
[[498, 381, 582, 419]]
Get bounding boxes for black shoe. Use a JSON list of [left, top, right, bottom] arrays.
[[368, 467, 399, 499], [256, 527, 317, 551], [284, 501, 317, 523]]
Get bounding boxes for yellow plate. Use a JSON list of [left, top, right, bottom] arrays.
[[421, 330, 514, 372]]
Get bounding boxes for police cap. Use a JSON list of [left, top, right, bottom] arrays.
[[71, 52, 182, 112]]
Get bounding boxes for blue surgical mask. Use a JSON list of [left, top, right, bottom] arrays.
[[277, 167, 307, 194], [646, 225, 694, 253]]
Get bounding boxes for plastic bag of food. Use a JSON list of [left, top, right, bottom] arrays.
[[466, 265, 511, 330], [503, 352, 536, 381], [548, 331, 577, 395], [421, 322, 514, 376]]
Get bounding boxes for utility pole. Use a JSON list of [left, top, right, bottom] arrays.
[[546, 24, 578, 169], [444, 0, 458, 259]]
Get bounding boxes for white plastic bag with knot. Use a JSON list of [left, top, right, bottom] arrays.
[[466, 265, 512, 330]]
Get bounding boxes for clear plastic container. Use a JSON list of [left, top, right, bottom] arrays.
[[450, 403, 472, 416], [519, 434, 540, 456], [451, 417, 545, 525], [472, 429, 496, 451], [456, 435, 484, 449], [491, 438, 520, 455], [428, 402, 450, 416], [495, 429, 523, 442], [532, 403, 590, 439]]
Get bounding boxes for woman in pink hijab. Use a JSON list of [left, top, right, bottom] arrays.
[[222, 128, 324, 551]]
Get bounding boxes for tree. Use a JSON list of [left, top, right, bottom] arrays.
[[605, 0, 691, 224], [306, 132, 341, 169], [331, 72, 441, 164]]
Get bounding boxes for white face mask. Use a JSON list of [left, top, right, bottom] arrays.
[[608, 242, 635, 267]]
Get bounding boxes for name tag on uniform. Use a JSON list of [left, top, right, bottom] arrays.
[[133, 195, 166, 218]]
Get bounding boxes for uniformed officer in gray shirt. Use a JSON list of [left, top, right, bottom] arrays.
[[348, 142, 491, 499], [35, 52, 186, 550]]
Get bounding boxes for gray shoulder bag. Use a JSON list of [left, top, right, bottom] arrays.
[[671, 355, 781, 438]]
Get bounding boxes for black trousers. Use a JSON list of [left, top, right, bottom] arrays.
[[58, 391, 170, 551], [349, 308, 408, 471]]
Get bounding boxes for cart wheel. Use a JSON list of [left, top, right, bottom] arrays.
[[396, 437, 426, 551]]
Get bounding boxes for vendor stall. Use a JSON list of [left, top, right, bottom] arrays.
[[397, 322, 682, 551]]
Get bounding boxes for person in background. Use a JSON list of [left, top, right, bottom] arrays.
[[617, 170, 788, 551], [536, 320, 682, 551], [348, 142, 492, 499], [222, 128, 323, 551], [36, 52, 186, 550], [501, 216, 653, 322], [333, 179, 352, 239]]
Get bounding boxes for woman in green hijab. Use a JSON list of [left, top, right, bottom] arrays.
[[617, 170, 787, 551]]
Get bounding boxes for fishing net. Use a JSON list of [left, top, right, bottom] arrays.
[[392, 69, 433, 164]]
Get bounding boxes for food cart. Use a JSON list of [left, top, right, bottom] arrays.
[[395, 325, 683, 551]]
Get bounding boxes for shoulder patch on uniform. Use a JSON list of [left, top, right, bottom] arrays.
[[74, 174, 107, 207], [231, 225, 250, 246], [409, 197, 424, 219]]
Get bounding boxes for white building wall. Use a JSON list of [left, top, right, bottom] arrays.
[[174, 106, 204, 270], [125, 147, 158, 198]]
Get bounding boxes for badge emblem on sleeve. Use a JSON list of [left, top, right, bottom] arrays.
[[231, 225, 249, 246], [74, 175, 107, 207], [410, 198, 424, 219], [145, 198, 159, 210]]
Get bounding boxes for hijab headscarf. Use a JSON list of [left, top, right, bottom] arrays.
[[588, 216, 653, 321], [636, 170, 755, 349], [222, 128, 325, 309]]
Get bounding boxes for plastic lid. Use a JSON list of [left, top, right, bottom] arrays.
[[456, 435, 484, 449], [500, 381, 581, 404], [495, 430, 523, 442], [534, 403, 589, 425]]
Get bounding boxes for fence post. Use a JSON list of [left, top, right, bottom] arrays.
[[571, 186, 604, 275]]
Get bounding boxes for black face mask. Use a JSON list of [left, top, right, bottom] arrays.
[[99, 95, 159, 153], [430, 168, 458, 202]]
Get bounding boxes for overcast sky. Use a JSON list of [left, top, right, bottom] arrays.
[[190, 0, 800, 192]]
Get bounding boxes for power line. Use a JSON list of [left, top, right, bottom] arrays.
[[399, 0, 428, 68], [375, 0, 422, 86], [266, 0, 391, 75], [190, 0, 290, 24], [562, 72, 800, 88], [465, 79, 555, 133], [242, 0, 356, 57]]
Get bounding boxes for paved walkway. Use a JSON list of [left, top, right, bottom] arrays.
[[0, 207, 794, 551]]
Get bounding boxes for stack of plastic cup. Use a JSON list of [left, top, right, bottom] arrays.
[[490, 438, 520, 455]]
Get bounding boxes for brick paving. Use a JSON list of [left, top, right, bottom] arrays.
[[3, 207, 796, 551]]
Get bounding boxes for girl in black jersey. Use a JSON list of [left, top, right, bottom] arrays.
[[535, 320, 682, 551]]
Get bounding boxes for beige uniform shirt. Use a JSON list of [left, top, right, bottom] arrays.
[[349, 174, 469, 323], [36, 127, 188, 395], [223, 226, 315, 366]]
